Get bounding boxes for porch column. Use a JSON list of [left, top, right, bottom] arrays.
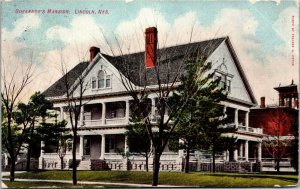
[[40, 141, 45, 157], [151, 98, 156, 121], [223, 105, 227, 118], [79, 135, 84, 159], [226, 150, 229, 161], [100, 134, 106, 159], [223, 151, 227, 161], [39, 141, 45, 169], [124, 135, 129, 154], [60, 107, 64, 121], [102, 102, 106, 125], [245, 140, 249, 161], [257, 142, 262, 162], [245, 111, 249, 131], [79, 106, 84, 126], [178, 139, 184, 157], [234, 109, 239, 128], [233, 149, 238, 161], [239, 142, 243, 158], [125, 100, 130, 123]]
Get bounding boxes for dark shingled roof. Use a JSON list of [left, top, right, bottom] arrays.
[[43, 37, 225, 98], [43, 62, 89, 97], [103, 37, 226, 86]]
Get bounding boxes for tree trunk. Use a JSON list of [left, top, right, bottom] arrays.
[[185, 145, 190, 173], [60, 157, 64, 170], [276, 159, 280, 173], [212, 147, 216, 173], [9, 156, 15, 181], [26, 146, 31, 171], [152, 150, 161, 186], [7, 113, 15, 181], [145, 152, 149, 172], [72, 134, 77, 185], [26, 122, 35, 171]]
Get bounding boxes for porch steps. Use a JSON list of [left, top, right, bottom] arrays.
[[77, 160, 91, 170]]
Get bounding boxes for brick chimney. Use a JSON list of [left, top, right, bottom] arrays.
[[260, 97, 265, 108], [89, 46, 100, 63], [145, 27, 157, 68]]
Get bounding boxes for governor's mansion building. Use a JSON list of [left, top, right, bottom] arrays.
[[40, 27, 265, 173]]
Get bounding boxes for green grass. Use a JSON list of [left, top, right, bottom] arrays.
[[3, 181, 135, 188], [4, 181, 97, 188], [6, 170, 299, 187]]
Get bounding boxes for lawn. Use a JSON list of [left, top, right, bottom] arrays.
[[6, 171, 299, 187], [3, 181, 132, 188]]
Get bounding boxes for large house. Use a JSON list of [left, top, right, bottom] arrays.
[[39, 27, 263, 172]]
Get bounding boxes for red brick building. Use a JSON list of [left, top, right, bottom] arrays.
[[249, 81, 298, 171]]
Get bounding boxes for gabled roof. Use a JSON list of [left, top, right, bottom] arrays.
[[43, 37, 225, 98], [223, 38, 257, 105], [43, 62, 89, 97], [103, 37, 226, 86], [42, 37, 257, 106]]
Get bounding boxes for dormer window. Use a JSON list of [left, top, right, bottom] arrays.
[[92, 69, 112, 90]]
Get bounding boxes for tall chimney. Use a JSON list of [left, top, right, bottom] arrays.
[[89, 46, 100, 63], [260, 97, 265, 108], [145, 27, 157, 68]]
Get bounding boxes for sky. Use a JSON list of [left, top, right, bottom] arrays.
[[1, 0, 299, 105]]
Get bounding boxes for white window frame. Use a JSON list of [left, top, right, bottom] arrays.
[[91, 69, 112, 90], [214, 70, 233, 93]]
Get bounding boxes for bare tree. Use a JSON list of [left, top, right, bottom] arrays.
[[263, 107, 294, 173], [58, 52, 89, 185], [1, 59, 34, 181]]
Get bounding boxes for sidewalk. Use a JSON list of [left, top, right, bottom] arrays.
[[1, 178, 184, 188], [2, 182, 8, 188]]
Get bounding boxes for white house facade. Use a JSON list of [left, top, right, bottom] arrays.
[[40, 27, 263, 172]]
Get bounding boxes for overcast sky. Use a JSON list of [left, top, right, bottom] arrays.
[[1, 0, 299, 105]]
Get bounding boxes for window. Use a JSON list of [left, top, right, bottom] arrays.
[[66, 139, 73, 152], [105, 137, 115, 153], [84, 138, 91, 155], [91, 77, 96, 89], [227, 80, 231, 92], [214, 71, 233, 93], [98, 70, 105, 88], [111, 110, 116, 118], [106, 75, 111, 88], [92, 69, 112, 89]]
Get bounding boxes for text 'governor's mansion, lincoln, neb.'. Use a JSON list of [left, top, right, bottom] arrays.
[[40, 27, 264, 173]]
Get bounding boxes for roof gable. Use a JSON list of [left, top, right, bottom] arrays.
[[207, 37, 257, 105]]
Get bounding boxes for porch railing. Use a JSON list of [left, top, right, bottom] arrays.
[[105, 117, 127, 125], [84, 119, 102, 126], [238, 125, 263, 134]]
